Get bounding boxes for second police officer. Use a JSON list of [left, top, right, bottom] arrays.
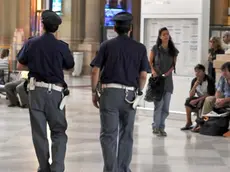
[[90, 12, 149, 172], [16, 10, 74, 172]]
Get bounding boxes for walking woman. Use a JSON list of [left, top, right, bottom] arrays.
[[149, 27, 179, 136]]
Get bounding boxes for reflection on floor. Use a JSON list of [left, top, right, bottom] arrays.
[[0, 76, 230, 172]]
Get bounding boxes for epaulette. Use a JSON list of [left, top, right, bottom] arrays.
[[59, 40, 69, 46]]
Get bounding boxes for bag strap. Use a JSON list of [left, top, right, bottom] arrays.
[[153, 47, 161, 75], [164, 66, 174, 77]]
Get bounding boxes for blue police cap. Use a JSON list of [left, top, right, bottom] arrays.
[[42, 10, 62, 26], [113, 12, 133, 25]]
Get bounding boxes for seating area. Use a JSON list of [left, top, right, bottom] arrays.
[[0, 48, 9, 98], [179, 62, 230, 136], [0, 49, 29, 108]]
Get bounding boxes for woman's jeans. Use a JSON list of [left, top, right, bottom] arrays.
[[152, 92, 172, 130]]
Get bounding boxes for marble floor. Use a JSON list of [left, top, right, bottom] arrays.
[[0, 76, 230, 172]]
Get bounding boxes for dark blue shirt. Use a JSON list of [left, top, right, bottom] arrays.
[[17, 33, 74, 85], [90, 35, 149, 88]]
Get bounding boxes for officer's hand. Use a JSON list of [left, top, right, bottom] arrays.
[[92, 92, 100, 109]]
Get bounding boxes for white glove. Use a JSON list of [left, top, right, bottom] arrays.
[[132, 89, 144, 109]]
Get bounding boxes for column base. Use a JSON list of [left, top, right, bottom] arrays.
[[77, 42, 100, 75]]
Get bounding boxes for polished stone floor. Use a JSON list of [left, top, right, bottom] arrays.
[[0, 76, 230, 172]]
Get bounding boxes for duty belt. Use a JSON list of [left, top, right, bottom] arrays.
[[101, 83, 135, 91], [28, 78, 68, 110], [101, 83, 136, 105], [34, 82, 63, 92]]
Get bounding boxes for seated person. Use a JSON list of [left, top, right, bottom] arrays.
[[4, 71, 29, 108], [181, 64, 215, 131], [202, 62, 230, 116], [0, 49, 9, 66], [0, 49, 9, 84]]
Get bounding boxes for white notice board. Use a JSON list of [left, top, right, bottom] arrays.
[[140, 0, 210, 77], [143, 18, 199, 75]]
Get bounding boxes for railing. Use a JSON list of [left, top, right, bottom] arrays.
[[209, 24, 230, 38]]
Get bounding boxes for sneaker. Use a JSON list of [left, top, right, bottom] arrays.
[[157, 129, 167, 137], [152, 128, 160, 134]]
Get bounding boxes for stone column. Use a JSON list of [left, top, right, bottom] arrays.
[[0, 0, 16, 46], [130, 0, 141, 41], [83, 0, 101, 43], [0, 0, 30, 46], [0, 0, 6, 46], [78, 0, 102, 75], [57, 0, 72, 44], [17, 0, 31, 39], [70, 0, 85, 51]]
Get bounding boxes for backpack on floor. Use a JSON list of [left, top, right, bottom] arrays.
[[199, 108, 230, 136]]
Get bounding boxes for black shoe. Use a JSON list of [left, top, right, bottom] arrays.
[[8, 104, 18, 107], [37, 166, 51, 172], [21, 104, 28, 109], [8, 101, 20, 107], [181, 124, 193, 131]]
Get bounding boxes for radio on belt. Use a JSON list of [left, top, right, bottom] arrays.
[[29, 77, 36, 90], [59, 88, 70, 110], [132, 89, 143, 109]]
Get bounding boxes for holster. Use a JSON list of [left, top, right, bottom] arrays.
[[124, 89, 136, 104], [59, 86, 70, 110], [23, 79, 29, 94]]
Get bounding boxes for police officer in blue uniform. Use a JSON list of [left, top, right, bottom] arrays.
[[16, 10, 74, 172], [90, 12, 149, 172]]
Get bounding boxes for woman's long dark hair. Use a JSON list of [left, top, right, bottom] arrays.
[[156, 27, 177, 73], [156, 27, 177, 57]]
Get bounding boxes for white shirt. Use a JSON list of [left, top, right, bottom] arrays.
[[196, 80, 208, 97], [224, 43, 230, 54], [0, 57, 8, 70]]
